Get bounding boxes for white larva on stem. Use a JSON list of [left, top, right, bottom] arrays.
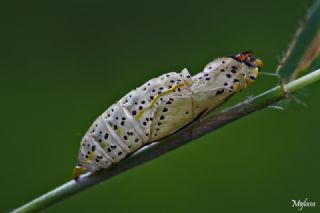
[[73, 51, 263, 179]]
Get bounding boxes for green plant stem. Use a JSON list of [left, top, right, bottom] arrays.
[[11, 68, 320, 213]]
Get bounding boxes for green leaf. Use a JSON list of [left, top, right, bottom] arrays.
[[277, 0, 320, 81]]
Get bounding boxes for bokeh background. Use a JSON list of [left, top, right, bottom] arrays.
[[1, 0, 319, 212]]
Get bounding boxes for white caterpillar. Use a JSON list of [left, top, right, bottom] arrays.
[[73, 51, 263, 178]]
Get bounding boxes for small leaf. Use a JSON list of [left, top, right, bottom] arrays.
[[277, 0, 320, 81], [290, 31, 320, 81]]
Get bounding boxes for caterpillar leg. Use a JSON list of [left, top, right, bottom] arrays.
[[72, 165, 85, 180]]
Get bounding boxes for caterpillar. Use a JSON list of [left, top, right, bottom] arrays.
[[73, 51, 263, 179]]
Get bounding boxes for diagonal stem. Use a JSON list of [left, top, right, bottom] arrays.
[[11, 68, 320, 213]]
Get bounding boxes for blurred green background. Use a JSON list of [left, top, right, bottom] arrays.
[[1, 0, 319, 212]]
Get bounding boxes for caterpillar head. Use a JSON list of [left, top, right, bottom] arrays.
[[195, 51, 263, 92], [230, 51, 263, 86]]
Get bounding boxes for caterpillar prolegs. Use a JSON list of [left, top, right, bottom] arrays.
[[73, 51, 263, 178]]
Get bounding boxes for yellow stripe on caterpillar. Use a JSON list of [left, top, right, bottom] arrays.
[[135, 83, 185, 120], [89, 152, 94, 160], [149, 83, 185, 108]]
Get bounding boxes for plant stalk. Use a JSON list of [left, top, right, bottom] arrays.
[[11, 68, 320, 213]]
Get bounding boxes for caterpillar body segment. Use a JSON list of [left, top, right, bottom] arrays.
[[149, 92, 194, 141], [73, 51, 262, 179]]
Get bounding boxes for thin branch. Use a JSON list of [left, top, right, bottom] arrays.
[[11, 68, 320, 213]]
